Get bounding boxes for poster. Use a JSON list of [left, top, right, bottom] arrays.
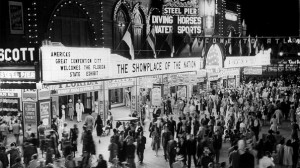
[[177, 85, 187, 99], [152, 85, 162, 107], [40, 102, 51, 127], [9, 1, 24, 34], [23, 102, 37, 134]]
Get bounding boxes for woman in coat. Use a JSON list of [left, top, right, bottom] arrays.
[[283, 140, 293, 168], [83, 130, 96, 155], [95, 115, 103, 137], [70, 124, 79, 156]]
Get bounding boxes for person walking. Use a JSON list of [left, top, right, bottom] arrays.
[[76, 99, 84, 123], [213, 129, 223, 164], [126, 138, 136, 168], [167, 135, 177, 168], [95, 115, 103, 137], [162, 125, 172, 162], [186, 134, 197, 168], [84, 112, 95, 132], [136, 131, 146, 164], [70, 124, 79, 157], [7, 142, 21, 168], [12, 120, 21, 145]]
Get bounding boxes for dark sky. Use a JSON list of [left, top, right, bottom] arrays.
[[230, 0, 299, 36]]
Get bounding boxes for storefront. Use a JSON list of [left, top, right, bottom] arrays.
[[219, 68, 240, 88], [0, 46, 39, 137], [40, 46, 111, 122], [110, 55, 202, 115], [107, 78, 135, 108]]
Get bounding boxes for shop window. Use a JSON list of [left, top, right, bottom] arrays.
[[0, 98, 20, 116], [50, 3, 93, 46]]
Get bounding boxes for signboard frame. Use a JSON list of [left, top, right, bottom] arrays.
[[8, 1, 24, 34]]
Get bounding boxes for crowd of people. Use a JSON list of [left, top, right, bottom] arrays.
[[1, 75, 300, 168]]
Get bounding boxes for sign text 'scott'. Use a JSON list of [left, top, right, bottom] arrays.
[[41, 46, 110, 83]]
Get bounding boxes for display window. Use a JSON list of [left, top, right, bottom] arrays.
[[0, 98, 20, 116], [109, 88, 124, 105]]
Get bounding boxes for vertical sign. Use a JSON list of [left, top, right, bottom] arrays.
[[40, 102, 51, 127], [24, 102, 36, 123], [23, 102, 37, 135], [152, 85, 162, 107], [131, 95, 136, 112], [204, 0, 215, 35], [8, 1, 24, 34]]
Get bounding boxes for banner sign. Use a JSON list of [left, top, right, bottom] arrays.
[[111, 57, 201, 79], [41, 46, 110, 83], [244, 67, 263, 75], [224, 49, 271, 68], [108, 78, 135, 89], [152, 0, 202, 34], [23, 102, 36, 124], [0, 71, 35, 79]]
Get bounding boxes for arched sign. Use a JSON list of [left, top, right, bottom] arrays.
[[205, 44, 223, 69]]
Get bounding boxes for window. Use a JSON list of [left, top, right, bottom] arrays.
[[114, 9, 130, 58], [133, 11, 144, 51], [49, 3, 93, 47]]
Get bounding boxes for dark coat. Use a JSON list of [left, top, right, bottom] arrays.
[[136, 136, 146, 151]]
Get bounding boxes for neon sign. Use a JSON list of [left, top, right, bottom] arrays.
[[151, 0, 202, 34]]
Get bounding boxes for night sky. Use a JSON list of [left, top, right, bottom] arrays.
[[231, 0, 299, 36]]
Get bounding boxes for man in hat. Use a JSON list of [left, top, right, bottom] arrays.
[[76, 99, 84, 123], [136, 131, 146, 164]]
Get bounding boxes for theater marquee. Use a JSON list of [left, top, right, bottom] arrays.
[[40, 46, 110, 83]]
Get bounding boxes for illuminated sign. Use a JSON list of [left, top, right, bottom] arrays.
[[152, 0, 202, 34], [244, 67, 263, 75], [225, 11, 238, 21], [206, 44, 223, 69], [204, 0, 215, 35], [0, 71, 35, 79], [41, 46, 110, 83], [0, 48, 35, 62], [110, 57, 202, 79], [224, 49, 271, 68]]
